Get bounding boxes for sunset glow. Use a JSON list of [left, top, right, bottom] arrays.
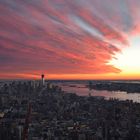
[[109, 36, 140, 79], [0, 0, 140, 80]]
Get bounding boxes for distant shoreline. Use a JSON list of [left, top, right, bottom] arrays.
[[88, 82, 140, 93], [1, 79, 140, 82]]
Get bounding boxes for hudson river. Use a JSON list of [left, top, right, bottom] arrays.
[[56, 81, 140, 103]]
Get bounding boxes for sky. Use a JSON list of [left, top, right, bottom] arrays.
[[0, 0, 140, 80]]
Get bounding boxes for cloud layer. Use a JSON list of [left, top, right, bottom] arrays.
[[0, 0, 139, 78]]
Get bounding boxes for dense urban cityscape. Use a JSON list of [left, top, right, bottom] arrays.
[[0, 76, 140, 140], [1, 0, 140, 140]]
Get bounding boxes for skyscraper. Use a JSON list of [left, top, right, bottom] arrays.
[[41, 74, 45, 86]]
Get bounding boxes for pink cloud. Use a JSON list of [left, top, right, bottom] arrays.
[[1, 0, 137, 78]]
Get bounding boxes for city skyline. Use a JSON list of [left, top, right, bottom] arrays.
[[0, 0, 140, 80]]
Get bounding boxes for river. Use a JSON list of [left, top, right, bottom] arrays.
[[56, 81, 140, 103]]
